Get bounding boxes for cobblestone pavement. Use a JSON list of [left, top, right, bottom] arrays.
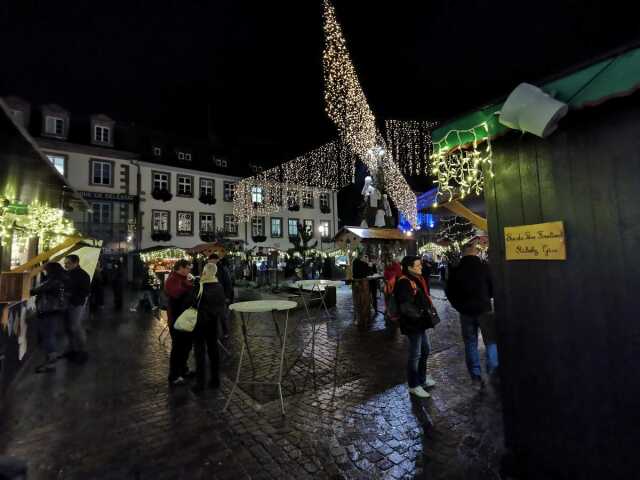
[[0, 285, 504, 479]]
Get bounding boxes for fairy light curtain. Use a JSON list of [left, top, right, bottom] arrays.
[[431, 123, 494, 205], [384, 120, 437, 176], [233, 140, 357, 221]]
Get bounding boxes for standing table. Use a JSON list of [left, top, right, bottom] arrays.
[[293, 280, 344, 387], [223, 300, 297, 415]]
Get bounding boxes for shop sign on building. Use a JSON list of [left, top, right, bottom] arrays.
[[504, 221, 566, 260]]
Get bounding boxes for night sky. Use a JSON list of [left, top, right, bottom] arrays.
[[1, 0, 637, 166]]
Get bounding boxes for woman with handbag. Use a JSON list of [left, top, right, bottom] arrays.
[[395, 256, 440, 398], [30, 262, 70, 373], [190, 262, 226, 394]]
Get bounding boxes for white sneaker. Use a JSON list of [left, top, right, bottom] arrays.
[[424, 375, 436, 388], [409, 386, 431, 398]]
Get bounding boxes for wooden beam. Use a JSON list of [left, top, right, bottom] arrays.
[[441, 200, 488, 231], [11, 236, 84, 273]]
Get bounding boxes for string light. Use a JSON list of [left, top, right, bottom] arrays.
[[233, 140, 358, 222], [0, 200, 75, 250], [430, 122, 494, 204], [322, 0, 418, 227], [384, 120, 437, 176]]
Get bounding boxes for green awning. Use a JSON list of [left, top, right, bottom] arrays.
[[432, 47, 640, 152]]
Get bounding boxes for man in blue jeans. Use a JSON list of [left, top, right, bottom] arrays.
[[446, 242, 498, 387]]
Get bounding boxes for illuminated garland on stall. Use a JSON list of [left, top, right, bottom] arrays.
[[0, 201, 75, 250], [384, 119, 437, 176], [322, 0, 418, 227], [430, 122, 494, 205], [139, 248, 189, 263]]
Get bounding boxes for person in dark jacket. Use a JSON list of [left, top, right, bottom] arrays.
[[208, 254, 233, 338], [30, 262, 70, 373], [445, 242, 498, 385], [395, 256, 437, 398], [62, 254, 91, 363], [165, 259, 194, 386], [191, 263, 225, 394]]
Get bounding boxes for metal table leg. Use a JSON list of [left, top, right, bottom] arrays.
[[240, 313, 256, 376], [275, 309, 289, 415], [223, 320, 247, 412]]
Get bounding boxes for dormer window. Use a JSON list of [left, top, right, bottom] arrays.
[[215, 157, 221, 167], [45, 116, 65, 136], [177, 151, 191, 161], [153, 146, 162, 157], [90, 114, 114, 146], [94, 125, 110, 144], [221, 159, 228, 168]]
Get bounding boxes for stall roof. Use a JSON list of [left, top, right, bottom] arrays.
[[335, 226, 409, 241], [0, 99, 88, 209], [432, 45, 640, 152]]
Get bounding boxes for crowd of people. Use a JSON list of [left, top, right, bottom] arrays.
[[29, 242, 497, 402]]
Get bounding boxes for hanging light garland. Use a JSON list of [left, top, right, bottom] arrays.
[[233, 140, 358, 222], [0, 201, 76, 250], [430, 122, 494, 205], [322, 0, 418, 228], [384, 119, 438, 176]]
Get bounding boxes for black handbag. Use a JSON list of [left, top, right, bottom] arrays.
[[423, 296, 441, 329]]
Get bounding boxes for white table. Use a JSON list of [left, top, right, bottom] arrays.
[[293, 280, 344, 387], [223, 300, 297, 415]]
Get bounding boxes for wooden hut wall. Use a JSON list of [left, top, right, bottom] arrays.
[[485, 93, 640, 478]]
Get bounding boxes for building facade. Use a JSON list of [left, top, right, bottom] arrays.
[[3, 96, 339, 254]]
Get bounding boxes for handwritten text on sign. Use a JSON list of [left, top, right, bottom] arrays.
[[504, 221, 566, 260]]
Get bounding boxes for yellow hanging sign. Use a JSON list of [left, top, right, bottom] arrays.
[[504, 221, 566, 261]]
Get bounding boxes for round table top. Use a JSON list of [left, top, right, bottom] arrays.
[[367, 274, 384, 280], [229, 300, 298, 313], [294, 279, 344, 290]]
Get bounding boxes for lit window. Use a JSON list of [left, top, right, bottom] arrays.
[[304, 219, 314, 234], [200, 178, 214, 197], [319, 220, 331, 238], [152, 210, 170, 232], [177, 211, 194, 235], [153, 172, 169, 191], [91, 160, 112, 186], [271, 217, 282, 238], [251, 216, 265, 236], [224, 214, 238, 236], [177, 175, 193, 196], [94, 125, 110, 144], [46, 154, 66, 176], [251, 186, 264, 204], [200, 213, 215, 233], [288, 219, 299, 236], [153, 146, 162, 156], [45, 116, 64, 136]]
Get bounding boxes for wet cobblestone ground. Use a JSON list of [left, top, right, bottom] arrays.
[[0, 284, 504, 479]]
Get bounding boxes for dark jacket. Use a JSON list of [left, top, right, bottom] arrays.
[[445, 255, 493, 315], [352, 258, 372, 280], [67, 267, 91, 306], [31, 274, 70, 315], [395, 272, 432, 335], [196, 282, 227, 323], [215, 264, 234, 302]]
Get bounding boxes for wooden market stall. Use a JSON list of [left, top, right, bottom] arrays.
[[430, 44, 640, 478], [334, 226, 413, 326]]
